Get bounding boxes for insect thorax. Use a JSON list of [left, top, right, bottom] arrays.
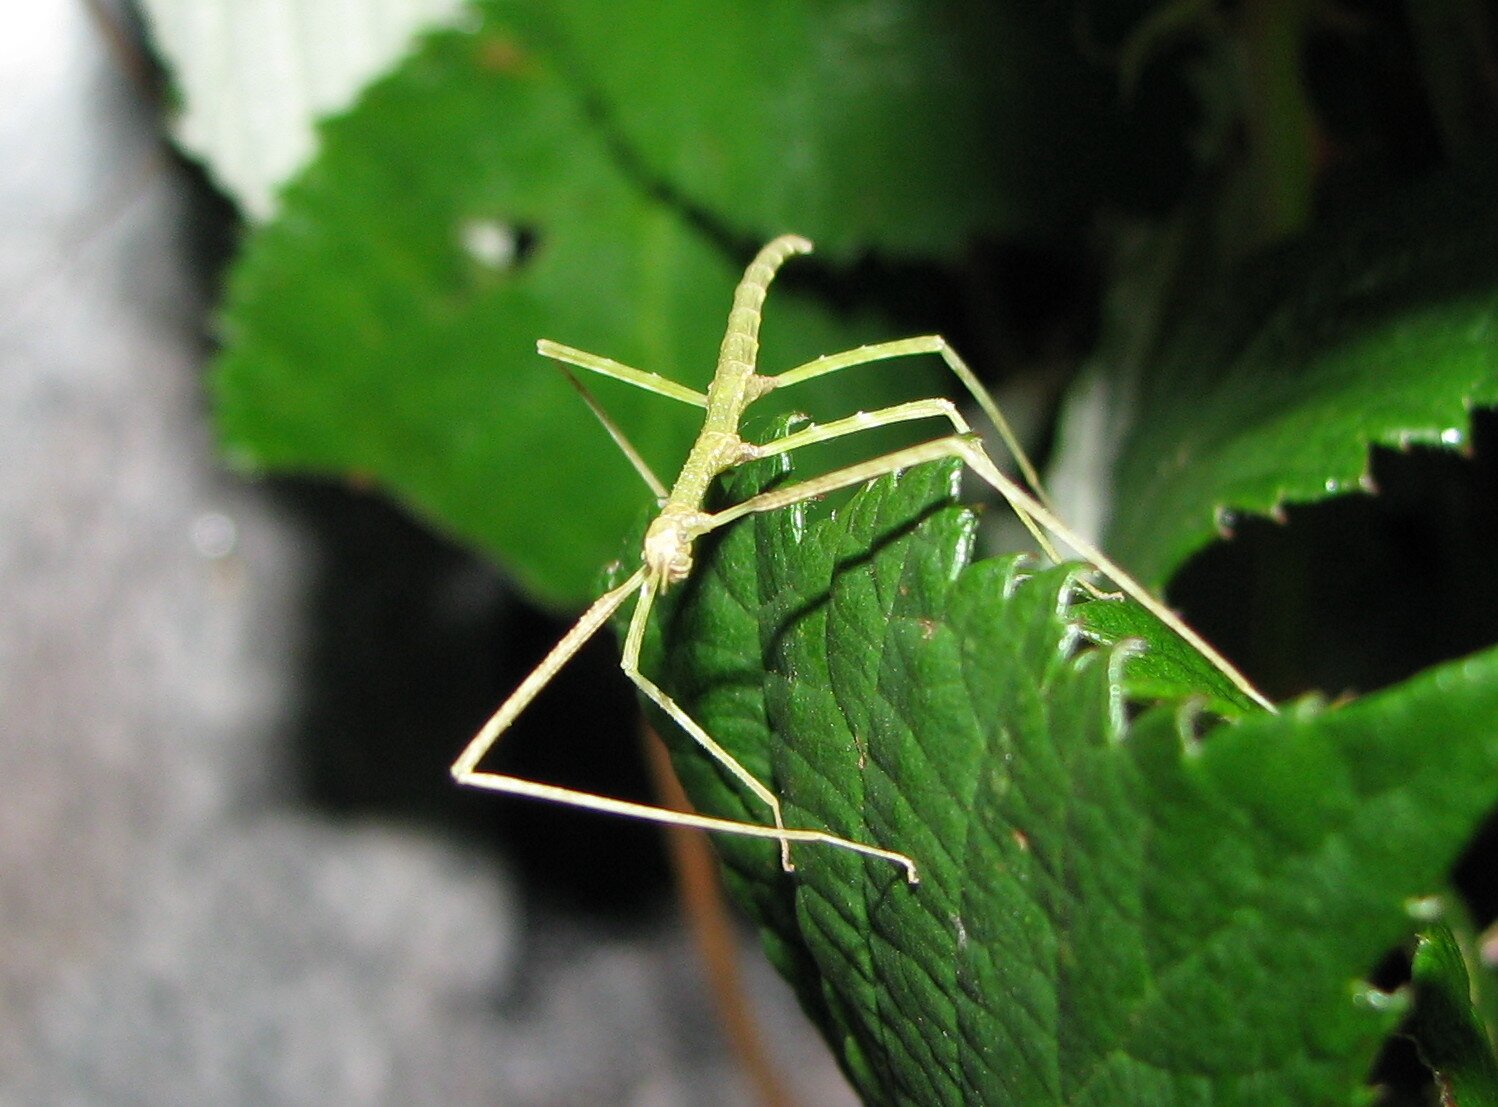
[[643, 510, 695, 587]]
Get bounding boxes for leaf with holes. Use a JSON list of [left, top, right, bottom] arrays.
[[211, 8, 938, 608]]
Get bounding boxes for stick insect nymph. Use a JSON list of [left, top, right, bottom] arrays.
[[452, 235, 1274, 887]]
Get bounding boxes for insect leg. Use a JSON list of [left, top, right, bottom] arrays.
[[619, 575, 795, 871], [705, 435, 1275, 713], [538, 339, 707, 407], [554, 365, 668, 500], [771, 335, 1055, 515], [452, 567, 647, 781]]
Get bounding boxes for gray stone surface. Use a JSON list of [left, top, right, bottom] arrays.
[[0, 6, 854, 1105]]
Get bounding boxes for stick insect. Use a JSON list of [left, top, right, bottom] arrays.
[[452, 234, 1273, 886]]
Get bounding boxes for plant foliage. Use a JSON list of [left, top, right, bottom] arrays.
[[638, 435, 1498, 1105], [193, 0, 1498, 1101]]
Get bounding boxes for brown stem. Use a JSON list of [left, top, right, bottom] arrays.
[[641, 722, 793, 1107]]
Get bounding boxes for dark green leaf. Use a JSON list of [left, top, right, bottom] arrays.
[[642, 430, 1498, 1105], [1099, 168, 1498, 588], [1075, 590, 1260, 719], [534, 1, 1190, 255], [1409, 920, 1498, 1106]]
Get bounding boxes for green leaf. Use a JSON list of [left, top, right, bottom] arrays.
[[641, 431, 1498, 1105], [1408, 920, 1498, 1106], [1075, 591, 1260, 720], [212, 8, 933, 607], [535, 1, 1192, 256], [1102, 168, 1498, 587]]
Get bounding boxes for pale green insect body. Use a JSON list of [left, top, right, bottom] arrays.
[[451, 235, 1273, 887]]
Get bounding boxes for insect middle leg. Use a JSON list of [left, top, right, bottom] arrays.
[[772, 334, 1057, 514], [768, 336, 1066, 564]]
